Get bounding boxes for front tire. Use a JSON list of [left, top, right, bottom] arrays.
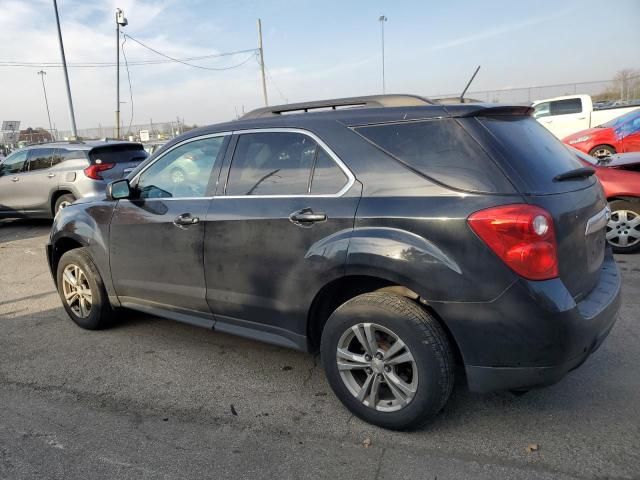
[[321, 292, 454, 430], [606, 200, 640, 253], [56, 248, 114, 329]]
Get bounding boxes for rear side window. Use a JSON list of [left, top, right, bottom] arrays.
[[53, 149, 88, 166], [226, 132, 349, 196], [27, 148, 54, 171], [355, 119, 513, 193], [549, 98, 582, 116], [310, 149, 349, 194], [477, 116, 590, 193], [89, 144, 148, 164]]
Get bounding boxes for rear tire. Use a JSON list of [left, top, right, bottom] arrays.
[[56, 248, 114, 329], [607, 200, 640, 253], [589, 145, 615, 161], [54, 194, 75, 216], [321, 292, 454, 430]]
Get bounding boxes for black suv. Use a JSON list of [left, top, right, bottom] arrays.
[[47, 95, 621, 430]]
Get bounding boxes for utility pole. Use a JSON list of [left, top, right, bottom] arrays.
[[115, 8, 128, 139], [257, 18, 268, 106], [53, 0, 78, 139], [37, 70, 54, 140], [379, 15, 387, 94]]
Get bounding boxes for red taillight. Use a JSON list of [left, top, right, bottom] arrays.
[[467, 204, 559, 281], [83, 163, 115, 180]]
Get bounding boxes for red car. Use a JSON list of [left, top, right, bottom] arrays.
[[564, 109, 640, 160], [570, 147, 640, 253]]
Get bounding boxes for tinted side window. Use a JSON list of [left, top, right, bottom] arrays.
[[355, 119, 513, 193], [310, 149, 348, 194], [137, 136, 225, 199], [53, 149, 88, 166], [549, 98, 582, 116], [226, 132, 317, 195], [0, 150, 28, 175], [28, 148, 54, 171]]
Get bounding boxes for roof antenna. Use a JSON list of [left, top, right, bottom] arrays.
[[460, 65, 481, 103]]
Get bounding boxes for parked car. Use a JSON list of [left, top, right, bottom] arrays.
[[143, 141, 166, 157], [48, 95, 620, 430], [0, 140, 147, 219], [569, 147, 640, 253], [532, 94, 640, 139], [563, 109, 640, 160]]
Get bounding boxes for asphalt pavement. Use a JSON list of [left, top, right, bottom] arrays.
[[1, 218, 639, 479]]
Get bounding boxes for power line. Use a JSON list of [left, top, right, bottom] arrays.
[[0, 47, 259, 68], [121, 34, 134, 137], [122, 33, 258, 71]]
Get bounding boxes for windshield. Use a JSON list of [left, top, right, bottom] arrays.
[[601, 109, 640, 128]]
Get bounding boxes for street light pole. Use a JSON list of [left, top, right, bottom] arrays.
[[53, 0, 78, 139], [37, 70, 54, 140], [379, 15, 387, 94], [115, 8, 128, 139]]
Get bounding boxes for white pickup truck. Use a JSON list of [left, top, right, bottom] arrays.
[[532, 94, 640, 139]]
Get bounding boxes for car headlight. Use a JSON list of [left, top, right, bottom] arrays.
[[568, 135, 591, 144]]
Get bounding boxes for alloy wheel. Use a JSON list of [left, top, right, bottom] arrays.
[[606, 209, 640, 248], [61, 264, 93, 318], [592, 148, 613, 160], [336, 323, 417, 412]]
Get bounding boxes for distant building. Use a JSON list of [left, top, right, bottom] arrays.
[[19, 127, 53, 144]]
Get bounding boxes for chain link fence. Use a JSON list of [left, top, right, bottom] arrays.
[[430, 76, 640, 104], [50, 76, 640, 141]]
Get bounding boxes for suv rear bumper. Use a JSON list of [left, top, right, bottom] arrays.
[[434, 252, 621, 393]]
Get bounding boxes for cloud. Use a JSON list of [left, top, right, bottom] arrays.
[[427, 9, 572, 52]]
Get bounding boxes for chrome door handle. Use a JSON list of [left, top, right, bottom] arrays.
[[173, 213, 200, 228], [47, 173, 56, 178], [11, 177, 19, 182], [289, 208, 327, 226]]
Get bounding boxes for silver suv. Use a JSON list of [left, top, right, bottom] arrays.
[[0, 140, 147, 219]]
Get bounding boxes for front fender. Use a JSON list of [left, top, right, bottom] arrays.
[[49, 200, 117, 302]]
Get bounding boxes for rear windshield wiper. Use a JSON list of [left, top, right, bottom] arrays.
[[553, 167, 596, 182]]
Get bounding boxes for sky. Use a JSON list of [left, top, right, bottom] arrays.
[[0, 0, 638, 133]]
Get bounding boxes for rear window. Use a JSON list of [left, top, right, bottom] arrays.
[[354, 119, 514, 193], [477, 116, 592, 193], [89, 144, 148, 164]]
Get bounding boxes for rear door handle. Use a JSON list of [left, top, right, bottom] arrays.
[[11, 177, 19, 182], [173, 213, 200, 228], [289, 208, 327, 226], [47, 173, 56, 178]]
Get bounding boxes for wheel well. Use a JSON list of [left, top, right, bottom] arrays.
[[306, 275, 464, 365], [589, 144, 616, 153], [50, 237, 84, 282], [50, 190, 74, 216], [607, 196, 640, 206]]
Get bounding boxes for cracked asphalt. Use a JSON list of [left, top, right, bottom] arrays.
[[1, 218, 639, 479]]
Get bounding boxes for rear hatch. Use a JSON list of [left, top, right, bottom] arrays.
[[467, 114, 608, 300], [88, 144, 148, 181]]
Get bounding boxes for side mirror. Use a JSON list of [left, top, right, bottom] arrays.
[[106, 179, 131, 200]]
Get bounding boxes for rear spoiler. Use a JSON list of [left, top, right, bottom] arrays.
[[451, 105, 534, 117]]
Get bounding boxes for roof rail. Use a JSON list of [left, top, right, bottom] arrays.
[[241, 94, 435, 119]]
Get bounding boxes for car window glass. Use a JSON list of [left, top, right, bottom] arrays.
[[533, 102, 550, 119], [310, 148, 348, 194], [53, 149, 88, 166], [356, 119, 513, 193], [226, 132, 317, 196], [0, 150, 28, 175], [549, 98, 582, 116], [27, 148, 54, 171], [137, 136, 224, 199]]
